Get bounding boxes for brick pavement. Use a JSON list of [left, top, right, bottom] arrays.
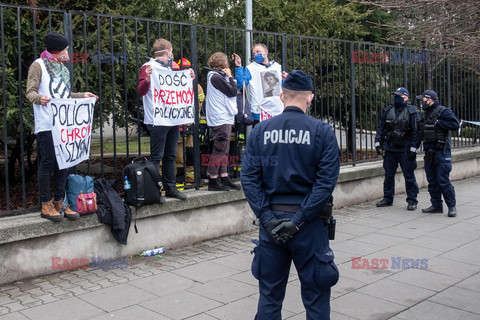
[[0, 176, 479, 319]]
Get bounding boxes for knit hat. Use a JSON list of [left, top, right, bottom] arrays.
[[44, 32, 69, 53]]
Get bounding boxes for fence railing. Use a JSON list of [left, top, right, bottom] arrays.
[[1, 3, 479, 215]]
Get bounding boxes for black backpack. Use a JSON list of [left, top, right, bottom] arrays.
[[123, 157, 164, 232]]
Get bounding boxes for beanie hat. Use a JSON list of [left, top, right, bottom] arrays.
[[44, 32, 69, 53]]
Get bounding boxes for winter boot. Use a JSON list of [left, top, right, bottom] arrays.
[[41, 200, 63, 222], [54, 199, 80, 220], [208, 178, 229, 191], [220, 176, 241, 190]]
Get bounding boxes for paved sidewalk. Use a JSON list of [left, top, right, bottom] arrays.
[[1, 176, 479, 320]]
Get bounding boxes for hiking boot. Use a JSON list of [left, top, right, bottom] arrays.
[[165, 187, 187, 200], [54, 199, 80, 220], [221, 176, 241, 190], [208, 178, 229, 191], [41, 200, 63, 222]]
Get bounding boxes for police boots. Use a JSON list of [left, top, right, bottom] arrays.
[[208, 178, 229, 191], [447, 206, 457, 217]]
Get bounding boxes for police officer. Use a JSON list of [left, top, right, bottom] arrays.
[[375, 87, 421, 211], [241, 70, 339, 319], [416, 90, 459, 217]]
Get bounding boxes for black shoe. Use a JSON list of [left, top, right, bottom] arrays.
[[447, 206, 457, 217], [422, 206, 443, 213], [407, 203, 417, 211], [220, 177, 241, 190], [376, 199, 393, 207], [165, 188, 187, 200], [208, 178, 229, 191]]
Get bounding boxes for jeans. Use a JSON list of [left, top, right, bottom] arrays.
[[146, 124, 180, 190], [37, 131, 67, 203], [207, 124, 232, 177]]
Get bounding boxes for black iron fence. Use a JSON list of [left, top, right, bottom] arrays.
[[1, 3, 480, 215]]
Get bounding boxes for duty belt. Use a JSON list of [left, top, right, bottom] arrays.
[[269, 204, 300, 213]]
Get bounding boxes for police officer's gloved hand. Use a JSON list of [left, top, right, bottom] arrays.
[[271, 219, 298, 244], [407, 147, 417, 161], [376, 146, 385, 157], [408, 151, 416, 161], [265, 218, 290, 244]]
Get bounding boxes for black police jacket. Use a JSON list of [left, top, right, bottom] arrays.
[[241, 106, 340, 228], [375, 103, 421, 152], [421, 101, 459, 151]]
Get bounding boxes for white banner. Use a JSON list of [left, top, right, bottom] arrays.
[[151, 69, 195, 126], [50, 97, 96, 170]]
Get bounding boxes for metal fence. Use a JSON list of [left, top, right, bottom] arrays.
[[1, 3, 480, 215]]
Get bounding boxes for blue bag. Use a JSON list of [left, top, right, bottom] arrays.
[[66, 174, 94, 212]]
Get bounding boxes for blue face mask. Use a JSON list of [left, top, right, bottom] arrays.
[[254, 53, 265, 64], [394, 95, 405, 105]]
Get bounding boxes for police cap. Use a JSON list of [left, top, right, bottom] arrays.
[[393, 87, 409, 97], [283, 70, 314, 92], [416, 90, 438, 100]]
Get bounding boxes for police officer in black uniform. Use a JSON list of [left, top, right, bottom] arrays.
[[416, 90, 459, 217], [241, 70, 339, 320], [375, 87, 421, 210]]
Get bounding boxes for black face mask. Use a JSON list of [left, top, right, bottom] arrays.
[[393, 95, 406, 106], [421, 101, 429, 109]]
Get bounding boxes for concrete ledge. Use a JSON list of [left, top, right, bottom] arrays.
[[1, 146, 479, 285]]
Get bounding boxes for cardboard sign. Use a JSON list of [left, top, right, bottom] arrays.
[[151, 69, 195, 126], [49, 97, 96, 169]]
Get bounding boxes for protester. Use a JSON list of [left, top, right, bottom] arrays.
[[137, 38, 195, 200], [416, 90, 460, 217], [205, 52, 241, 191], [232, 43, 287, 123], [375, 87, 421, 210], [26, 32, 97, 222], [241, 70, 339, 319]]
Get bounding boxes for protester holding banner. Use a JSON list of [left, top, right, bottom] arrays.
[[137, 38, 195, 200], [26, 32, 97, 222], [205, 52, 242, 191], [232, 43, 288, 124]]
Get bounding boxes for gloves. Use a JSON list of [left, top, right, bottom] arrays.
[[271, 219, 298, 244], [376, 146, 385, 157], [265, 218, 290, 244], [407, 151, 416, 161]]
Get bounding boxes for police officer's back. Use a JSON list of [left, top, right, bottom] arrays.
[[241, 70, 339, 319]]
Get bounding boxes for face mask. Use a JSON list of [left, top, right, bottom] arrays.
[[421, 101, 429, 109], [254, 53, 264, 64], [393, 95, 405, 105]]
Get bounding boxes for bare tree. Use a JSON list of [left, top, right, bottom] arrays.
[[359, 0, 480, 53]]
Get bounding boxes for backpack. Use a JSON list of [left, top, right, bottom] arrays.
[[66, 174, 97, 215], [123, 157, 164, 233], [123, 157, 164, 208]]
